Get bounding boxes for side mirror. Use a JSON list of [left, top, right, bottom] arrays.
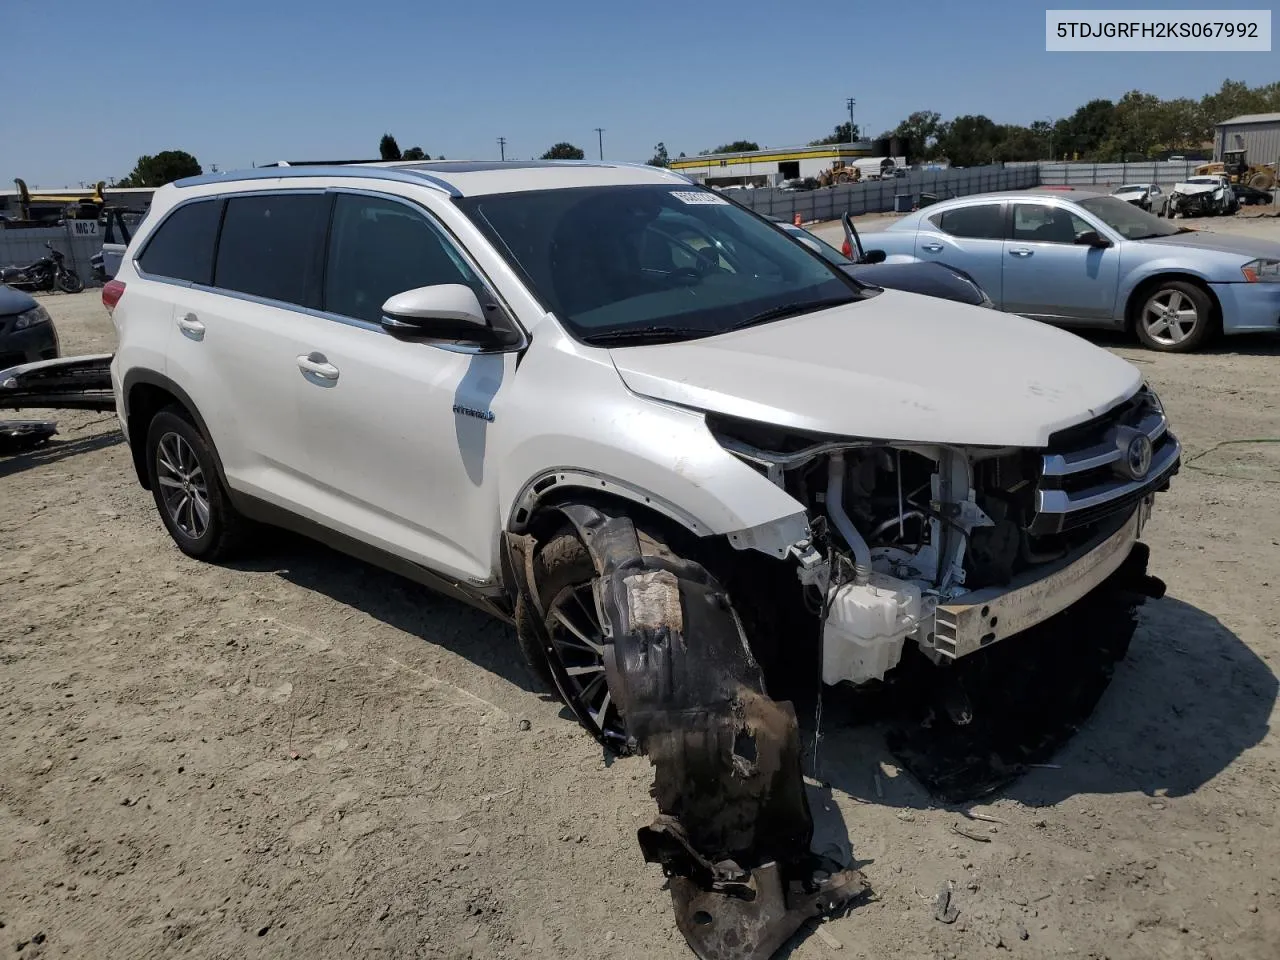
[[1075, 231, 1111, 248], [380, 284, 508, 346], [863, 249, 887, 264]]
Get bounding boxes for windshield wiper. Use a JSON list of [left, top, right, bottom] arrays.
[[724, 296, 856, 333], [581, 325, 713, 346]]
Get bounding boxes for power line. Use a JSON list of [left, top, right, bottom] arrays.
[[497, 137, 507, 161], [594, 127, 605, 161]]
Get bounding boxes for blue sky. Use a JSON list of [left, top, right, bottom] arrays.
[[1, 0, 1275, 187]]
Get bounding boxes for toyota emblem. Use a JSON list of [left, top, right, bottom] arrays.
[[1126, 435, 1153, 480]]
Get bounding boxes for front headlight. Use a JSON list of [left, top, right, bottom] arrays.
[[1143, 384, 1166, 417], [1242, 259, 1280, 283], [13, 306, 50, 330]]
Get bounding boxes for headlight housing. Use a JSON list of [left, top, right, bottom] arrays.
[[13, 306, 51, 330], [1241, 258, 1280, 283]]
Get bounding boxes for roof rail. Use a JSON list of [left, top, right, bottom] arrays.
[[173, 165, 462, 198]]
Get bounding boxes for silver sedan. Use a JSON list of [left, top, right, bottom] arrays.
[[857, 189, 1280, 352]]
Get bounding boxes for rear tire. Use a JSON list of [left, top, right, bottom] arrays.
[[1133, 280, 1215, 353], [145, 407, 251, 562], [57, 270, 84, 294]]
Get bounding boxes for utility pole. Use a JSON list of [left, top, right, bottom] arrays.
[[595, 127, 605, 161], [497, 137, 507, 161], [1046, 117, 1054, 162], [846, 97, 857, 143]]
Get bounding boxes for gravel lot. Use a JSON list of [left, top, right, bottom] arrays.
[[2, 214, 1279, 960]]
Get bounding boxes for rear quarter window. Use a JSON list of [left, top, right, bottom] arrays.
[[137, 199, 222, 284]]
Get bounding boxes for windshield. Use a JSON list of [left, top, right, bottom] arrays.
[[1077, 196, 1182, 240], [1115, 184, 1147, 192], [783, 224, 853, 266], [457, 185, 862, 344]]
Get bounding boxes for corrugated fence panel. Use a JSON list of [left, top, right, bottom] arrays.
[[739, 164, 1039, 222]]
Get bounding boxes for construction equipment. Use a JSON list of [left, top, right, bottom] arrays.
[[816, 161, 862, 188], [7, 178, 106, 226], [1196, 150, 1276, 190]]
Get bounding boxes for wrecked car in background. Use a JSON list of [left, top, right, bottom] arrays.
[[105, 161, 1179, 959], [1169, 174, 1237, 217]]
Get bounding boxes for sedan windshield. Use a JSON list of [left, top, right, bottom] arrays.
[[456, 185, 863, 345], [1077, 195, 1183, 240]]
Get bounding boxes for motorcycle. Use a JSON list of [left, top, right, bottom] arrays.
[[1, 243, 85, 294]]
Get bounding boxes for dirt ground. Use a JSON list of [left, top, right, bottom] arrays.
[[2, 213, 1279, 960]]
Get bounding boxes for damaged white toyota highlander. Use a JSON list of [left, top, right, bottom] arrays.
[[108, 160, 1178, 959]]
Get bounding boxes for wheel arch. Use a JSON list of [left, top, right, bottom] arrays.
[[121, 369, 229, 493], [1123, 271, 1222, 332]]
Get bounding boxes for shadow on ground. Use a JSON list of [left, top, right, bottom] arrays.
[[0, 429, 122, 479], [230, 530, 539, 696], [812, 589, 1275, 810]]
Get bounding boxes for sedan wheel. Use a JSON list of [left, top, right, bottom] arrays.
[[1134, 281, 1214, 352]]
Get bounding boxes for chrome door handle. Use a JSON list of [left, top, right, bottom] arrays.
[[920, 242, 944, 253], [1009, 248, 1034, 258], [177, 313, 205, 340], [297, 352, 339, 382]]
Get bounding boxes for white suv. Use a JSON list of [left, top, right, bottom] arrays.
[[107, 160, 1178, 951], [106, 159, 1178, 738]]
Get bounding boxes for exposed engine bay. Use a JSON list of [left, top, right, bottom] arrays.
[[709, 388, 1178, 688]]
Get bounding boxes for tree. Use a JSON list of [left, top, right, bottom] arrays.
[[712, 140, 759, 153], [646, 142, 670, 167], [379, 134, 402, 161], [936, 115, 1000, 166], [891, 111, 944, 158], [401, 146, 427, 161], [117, 150, 202, 187], [540, 142, 586, 160], [810, 122, 859, 146]]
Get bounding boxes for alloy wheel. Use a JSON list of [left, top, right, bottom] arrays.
[[543, 581, 626, 744], [1141, 289, 1199, 347], [155, 432, 211, 540]]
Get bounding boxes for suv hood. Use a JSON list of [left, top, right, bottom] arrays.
[[609, 289, 1141, 447]]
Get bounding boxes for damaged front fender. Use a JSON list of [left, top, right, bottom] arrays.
[[550, 504, 866, 960]]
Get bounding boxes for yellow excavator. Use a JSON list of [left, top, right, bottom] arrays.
[[1195, 150, 1276, 189], [9, 178, 106, 225]]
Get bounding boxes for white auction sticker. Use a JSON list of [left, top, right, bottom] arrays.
[[1047, 9, 1271, 51], [669, 191, 728, 205]]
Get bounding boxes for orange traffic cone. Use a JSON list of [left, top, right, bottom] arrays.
[[793, 212, 802, 226]]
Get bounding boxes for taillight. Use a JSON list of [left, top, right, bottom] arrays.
[[102, 279, 126, 313], [841, 239, 852, 258]]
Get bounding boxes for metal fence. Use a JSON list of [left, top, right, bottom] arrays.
[[734, 164, 1040, 222], [0, 224, 106, 285], [1032, 160, 1203, 187]]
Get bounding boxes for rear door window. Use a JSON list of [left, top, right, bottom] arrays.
[[929, 204, 1005, 240], [323, 194, 483, 324], [137, 199, 221, 284], [214, 194, 327, 306]]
